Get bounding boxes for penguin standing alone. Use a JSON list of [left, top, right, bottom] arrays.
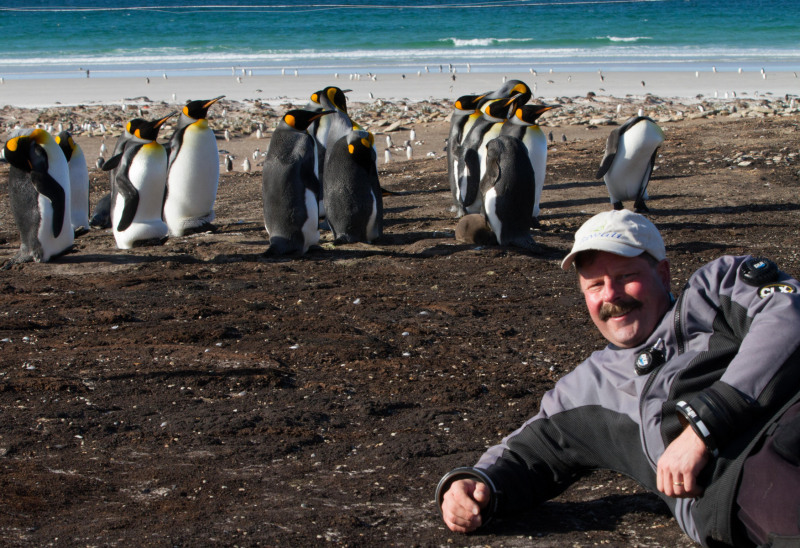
[[500, 103, 559, 223], [323, 129, 383, 244], [55, 130, 90, 235], [480, 135, 537, 250], [2, 128, 74, 267], [262, 109, 333, 256], [164, 96, 224, 236], [596, 115, 665, 212], [102, 112, 177, 249]]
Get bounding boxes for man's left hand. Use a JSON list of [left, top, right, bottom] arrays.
[[657, 426, 709, 498]]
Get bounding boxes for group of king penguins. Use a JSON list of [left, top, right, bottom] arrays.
[[447, 78, 665, 250], [261, 85, 383, 255], [1, 79, 665, 266], [1, 96, 227, 266]]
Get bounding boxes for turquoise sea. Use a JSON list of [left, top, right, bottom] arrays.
[[1, 0, 799, 79]]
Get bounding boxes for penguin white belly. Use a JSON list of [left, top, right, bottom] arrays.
[[40, 141, 73, 261], [604, 122, 664, 203], [522, 128, 547, 218], [68, 147, 90, 231], [301, 188, 320, 253], [113, 143, 168, 249], [483, 186, 502, 245], [164, 125, 219, 235]]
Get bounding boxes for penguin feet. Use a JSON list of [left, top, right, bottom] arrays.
[[74, 226, 90, 238], [131, 236, 168, 248], [634, 199, 649, 213], [530, 216, 541, 229], [612, 201, 624, 211]]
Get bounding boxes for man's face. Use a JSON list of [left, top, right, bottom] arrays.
[[578, 251, 671, 349]]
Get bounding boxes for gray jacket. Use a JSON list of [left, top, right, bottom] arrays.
[[438, 255, 800, 546]]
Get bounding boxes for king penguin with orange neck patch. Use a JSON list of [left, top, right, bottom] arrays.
[[164, 96, 224, 236], [2, 128, 74, 268], [262, 109, 334, 256], [102, 112, 177, 249]]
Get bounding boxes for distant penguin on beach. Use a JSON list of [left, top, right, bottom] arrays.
[[164, 96, 224, 236], [480, 135, 537, 250], [596, 115, 664, 212], [2, 128, 73, 267], [102, 112, 177, 249], [262, 109, 333, 256], [500, 103, 559, 224], [323, 129, 383, 244], [55, 130, 90, 235]]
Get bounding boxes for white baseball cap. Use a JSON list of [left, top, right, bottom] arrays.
[[561, 210, 666, 270]]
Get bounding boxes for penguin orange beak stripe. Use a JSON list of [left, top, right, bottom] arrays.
[[203, 96, 225, 108], [154, 111, 178, 128]]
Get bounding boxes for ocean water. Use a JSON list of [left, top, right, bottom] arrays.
[[1, 0, 799, 79]]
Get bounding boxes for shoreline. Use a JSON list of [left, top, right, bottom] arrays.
[[1, 69, 798, 109]]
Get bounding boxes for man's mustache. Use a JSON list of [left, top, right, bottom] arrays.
[[599, 299, 643, 321]]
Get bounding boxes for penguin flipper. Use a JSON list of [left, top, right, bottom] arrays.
[[114, 172, 140, 233], [462, 147, 481, 208], [635, 148, 660, 208], [102, 153, 123, 172], [29, 170, 66, 239], [480, 153, 502, 197], [596, 127, 621, 178]]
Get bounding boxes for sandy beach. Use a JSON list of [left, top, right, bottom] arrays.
[[1, 68, 798, 110]]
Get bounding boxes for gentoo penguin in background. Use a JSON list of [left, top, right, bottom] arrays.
[[596, 115, 664, 212], [2, 128, 74, 267], [455, 93, 526, 216], [447, 94, 485, 215], [164, 96, 224, 236], [323, 129, 383, 244], [501, 103, 559, 223], [262, 109, 333, 256], [55, 130, 90, 235], [102, 112, 177, 249], [480, 135, 536, 250], [305, 86, 355, 216]]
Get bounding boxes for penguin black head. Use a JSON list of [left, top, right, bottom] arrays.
[[513, 103, 560, 125], [483, 93, 525, 120], [55, 130, 76, 162], [346, 130, 375, 165], [454, 94, 486, 112], [485, 79, 531, 103], [3, 129, 50, 173], [310, 87, 350, 113], [126, 111, 178, 141], [182, 96, 225, 121], [282, 109, 334, 132]]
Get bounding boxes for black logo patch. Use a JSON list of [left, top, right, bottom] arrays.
[[758, 283, 796, 299]]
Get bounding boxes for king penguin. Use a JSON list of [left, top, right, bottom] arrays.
[[479, 135, 536, 250], [596, 115, 665, 212], [262, 109, 333, 256], [447, 94, 485, 215], [305, 86, 356, 219], [500, 103, 559, 223], [455, 93, 527, 216], [323, 129, 383, 244], [55, 130, 90, 235], [164, 96, 224, 236], [2, 128, 74, 267], [102, 112, 177, 249]]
